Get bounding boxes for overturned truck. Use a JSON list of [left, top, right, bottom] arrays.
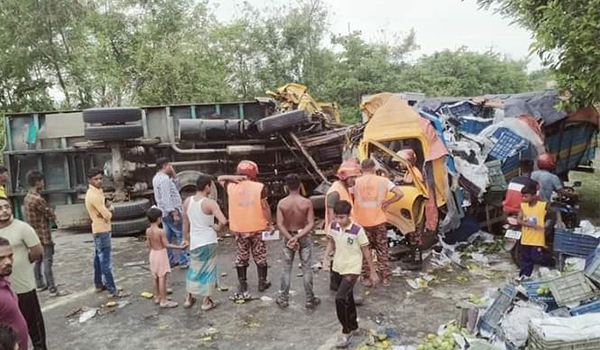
[[2, 88, 347, 235]]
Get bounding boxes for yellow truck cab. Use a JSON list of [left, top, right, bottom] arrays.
[[357, 93, 451, 237]]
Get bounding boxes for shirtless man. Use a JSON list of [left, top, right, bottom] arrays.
[[275, 173, 320, 309]]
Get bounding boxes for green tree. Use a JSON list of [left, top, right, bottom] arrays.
[[477, 0, 600, 110], [400, 48, 533, 97]]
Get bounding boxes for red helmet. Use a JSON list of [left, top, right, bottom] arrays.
[[537, 153, 556, 171], [236, 160, 258, 179], [336, 159, 361, 181], [397, 149, 417, 165]]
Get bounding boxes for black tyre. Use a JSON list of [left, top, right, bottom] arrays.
[[309, 194, 325, 210], [112, 217, 148, 237], [85, 124, 143, 141], [83, 107, 142, 124], [112, 198, 151, 220], [255, 110, 310, 134]]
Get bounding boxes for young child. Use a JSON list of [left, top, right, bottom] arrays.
[[323, 200, 379, 349], [146, 207, 187, 308], [517, 184, 553, 278]]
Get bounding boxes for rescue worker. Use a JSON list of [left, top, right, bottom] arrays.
[[325, 159, 361, 291], [396, 149, 423, 184], [218, 161, 274, 299], [531, 153, 578, 202], [354, 159, 404, 287]]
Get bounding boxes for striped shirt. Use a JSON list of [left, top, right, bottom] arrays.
[[152, 172, 182, 217]]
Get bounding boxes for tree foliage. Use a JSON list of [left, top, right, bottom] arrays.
[[0, 0, 544, 122], [477, 0, 600, 110]]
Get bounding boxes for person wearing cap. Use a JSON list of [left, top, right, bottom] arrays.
[[396, 149, 423, 184], [325, 159, 361, 291], [354, 159, 404, 287], [218, 161, 274, 298], [531, 153, 578, 202]]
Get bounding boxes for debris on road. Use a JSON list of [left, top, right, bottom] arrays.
[[78, 308, 97, 323]]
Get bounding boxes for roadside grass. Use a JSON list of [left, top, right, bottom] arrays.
[[569, 152, 600, 225]]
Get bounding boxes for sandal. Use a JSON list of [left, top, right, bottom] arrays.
[[276, 298, 289, 308], [336, 332, 354, 348], [305, 297, 321, 309], [184, 296, 196, 308], [382, 278, 391, 287], [160, 300, 179, 308], [201, 299, 220, 311]]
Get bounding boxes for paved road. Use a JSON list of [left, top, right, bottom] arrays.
[[39, 230, 512, 350]]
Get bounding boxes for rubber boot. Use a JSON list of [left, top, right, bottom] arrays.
[[257, 264, 271, 292], [236, 266, 248, 293], [400, 246, 423, 271]]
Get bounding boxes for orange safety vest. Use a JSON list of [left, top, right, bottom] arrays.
[[354, 174, 390, 227], [227, 181, 268, 233], [325, 181, 354, 233]]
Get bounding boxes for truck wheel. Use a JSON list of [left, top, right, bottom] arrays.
[[111, 217, 148, 237], [309, 194, 325, 210], [112, 198, 151, 220], [84, 124, 143, 141], [83, 107, 142, 124], [177, 170, 218, 201]]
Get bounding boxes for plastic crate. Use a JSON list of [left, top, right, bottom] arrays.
[[485, 160, 507, 190], [527, 324, 600, 350], [547, 271, 598, 307], [488, 128, 526, 162], [584, 247, 600, 286], [440, 101, 473, 117], [478, 285, 516, 337], [468, 340, 502, 350], [520, 280, 559, 311], [570, 299, 600, 316], [554, 229, 600, 258], [458, 117, 493, 135]]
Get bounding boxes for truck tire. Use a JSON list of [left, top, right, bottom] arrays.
[[309, 194, 325, 210], [83, 107, 142, 124], [84, 124, 143, 141], [112, 217, 148, 237], [255, 110, 310, 135], [112, 198, 151, 220]]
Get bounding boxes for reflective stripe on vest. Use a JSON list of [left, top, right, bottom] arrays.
[[227, 181, 267, 233], [354, 174, 388, 227]]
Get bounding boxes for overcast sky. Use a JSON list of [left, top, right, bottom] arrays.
[[211, 0, 542, 70]]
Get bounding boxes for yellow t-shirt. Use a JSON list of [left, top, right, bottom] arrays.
[[520, 201, 546, 247], [0, 185, 6, 198], [0, 219, 40, 294], [328, 221, 369, 275], [85, 186, 112, 233]]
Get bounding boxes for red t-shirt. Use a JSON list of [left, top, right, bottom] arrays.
[[0, 277, 28, 350], [502, 176, 537, 215]]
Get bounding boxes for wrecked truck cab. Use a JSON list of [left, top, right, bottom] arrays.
[[359, 139, 428, 234], [357, 94, 449, 236]]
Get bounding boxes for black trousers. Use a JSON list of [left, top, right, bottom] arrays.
[[335, 274, 358, 334], [18, 289, 47, 350], [330, 269, 341, 291]]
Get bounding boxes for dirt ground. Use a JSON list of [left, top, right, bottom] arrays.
[[39, 229, 515, 350]]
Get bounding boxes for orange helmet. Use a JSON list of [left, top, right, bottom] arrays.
[[236, 160, 259, 179], [336, 159, 361, 181], [397, 149, 417, 165], [537, 153, 556, 171]]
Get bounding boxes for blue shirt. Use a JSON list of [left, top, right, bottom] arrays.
[[152, 172, 182, 217], [531, 170, 563, 202]]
